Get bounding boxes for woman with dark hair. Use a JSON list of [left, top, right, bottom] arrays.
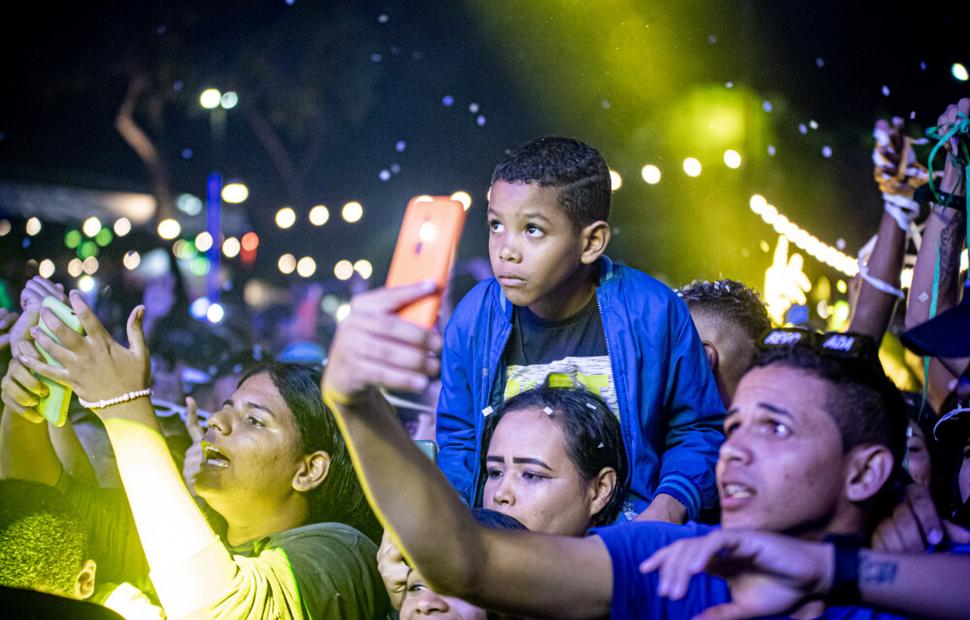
[[1, 291, 389, 619], [478, 385, 629, 534]]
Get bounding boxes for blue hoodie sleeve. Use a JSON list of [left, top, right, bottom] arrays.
[[435, 309, 478, 506], [653, 304, 726, 519]]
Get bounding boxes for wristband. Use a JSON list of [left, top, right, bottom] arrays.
[[914, 185, 966, 210], [822, 534, 864, 606], [79, 388, 153, 410]]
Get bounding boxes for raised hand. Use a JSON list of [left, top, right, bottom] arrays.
[[321, 282, 442, 406], [376, 530, 410, 609], [19, 290, 150, 411], [937, 98, 970, 196], [1, 341, 49, 423], [181, 396, 204, 495], [0, 308, 19, 354], [640, 529, 831, 620]]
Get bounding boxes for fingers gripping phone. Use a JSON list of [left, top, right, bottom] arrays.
[[34, 297, 85, 426], [385, 196, 467, 329]]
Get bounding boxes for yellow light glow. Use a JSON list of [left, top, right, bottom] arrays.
[[113, 217, 132, 237], [38, 259, 55, 278], [641, 165, 662, 185], [157, 218, 181, 240], [222, 237, 241, 258], [78, 275, 95, 292], [278, 253, 296, 274], [450, 191, 473, 211], [123, 251, 141, 270], [334, 259, 354, 280], [683, 157, 702, 177], [221, 183, 249, 204], [354, 259, 373, 279], [609, 169, 623, 191], [342, 201, 364, 223], [82, 256, 99, 275], [26, 217, 42, 236], [275, 207, 296, 229], [749, 194, 767, 213], [83, 216, 102, 237], [68, 258, 84, 277], [723, 149, 742, 169], [335, 303, 351, 322], [195, 231, 213, 252], [764, 236, 812, 325], [199, 88, 221, 109], [309, 205, 330, 226], [297, 256, 317, 278]]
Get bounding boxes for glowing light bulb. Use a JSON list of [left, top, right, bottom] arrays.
[[641, 164, 662, 185]]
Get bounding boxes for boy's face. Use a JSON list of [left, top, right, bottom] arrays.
[[718, 364, 849, 536], [487, 180, 588, 317]]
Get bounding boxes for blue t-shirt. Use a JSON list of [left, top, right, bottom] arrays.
[[592, 521, 910, 620]]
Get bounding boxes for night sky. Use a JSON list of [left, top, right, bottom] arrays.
[[1, 0, 967, 299]]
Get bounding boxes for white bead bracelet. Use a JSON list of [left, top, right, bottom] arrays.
[[78, 388, 153, 410]]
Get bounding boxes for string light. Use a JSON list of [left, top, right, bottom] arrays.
[[26, 217, 42, 236], [723, 149, 742, 169], [296, 257, 317, 277], [123, 251, 141, 270], [38, 259, 55, 278], [157, 218, 181, 240], [334, 259, 354, 280], [68, 258, 84, 277], [195, 232, 213, 252], [748, 194, 859, 277], [275, 207, 296, 229], [683, 158, 702, 177], [342, 201, 364, 223], [113, 217, 131, 237], [609, 170, 623, 191], [222, 237, 241, 258], [309, 205, 330, 226], [450, 191, 472, 210], [354, 259, 373, 279], [641, 164, 662, 185], [82, 217, 102, 237], [278, 253, 296, 274]]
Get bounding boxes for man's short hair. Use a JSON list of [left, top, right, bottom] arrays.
[[753, 346, 908, 472], [491, 136, 611, 229], [0, 479, 87, 597], [678, 279, 771, 344]]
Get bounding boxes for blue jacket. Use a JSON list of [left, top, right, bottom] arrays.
[[436, 257, 725, 520]]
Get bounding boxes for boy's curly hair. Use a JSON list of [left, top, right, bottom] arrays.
[[677, 279, 771, 343]]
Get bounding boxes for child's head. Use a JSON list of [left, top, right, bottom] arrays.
[[487, 137, 612, 316]]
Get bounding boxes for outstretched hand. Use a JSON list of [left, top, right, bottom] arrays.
[[19, 290, 150, 411], [1, 341, 49, 423], [321, 282, 442, 406], [639, 529, 832, 620], [937, 98, 969, 196]]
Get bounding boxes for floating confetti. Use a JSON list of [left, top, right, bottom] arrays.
[[442, 95, 454, 107], [379, 170, 391, 181], [920, 61, 927, 71], [173, 80, 183, 92], [181, 148, 193, 159], [762, 100, 773, 113], [543, 406, 554, 416], [482, 406, 494, 416], [821, 145, 833, 158], [707, 34, 718, 44], [390, 163, 401, 174], [601, 99, 611, 109], [815, 57, 825, 68], [469, 102, 479, 113], [395, 140, 406, 153], [809, 120, 818, 130], [910, 111, 916, 120], [377, 13, 388, 23], [881, 85, 890, 96], [725, 81, 733, 88], [476, 114, 486, 127], [798, 123, 808, 135], [835, 238, 846, 250], [586, 402, 597, 411], [370, 53, 382, 63], [767, 145, 776, 156]]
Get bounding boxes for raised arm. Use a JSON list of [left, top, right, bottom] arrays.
[[322, 283, 613, 619]]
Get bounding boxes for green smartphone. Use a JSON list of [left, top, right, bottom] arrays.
[[414, 439, 438, 463], [34, 297, 84, 426]]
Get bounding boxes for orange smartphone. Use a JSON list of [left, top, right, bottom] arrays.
[[385, 196, 467, 328]]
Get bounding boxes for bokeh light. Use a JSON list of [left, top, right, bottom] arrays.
[[342, 201, 363, 223], [78, 275, 95, 292], [26, 217, 42, 236], [113, 217, 132, 237], [195, 231, 213, 252], [683, 157, 702, 177], [296, 256, 317, 277], [354, 259, 373, 279], [83, 216, 102, 237], [157, 218, 181, 240], [275, 207, 296, 229], [952, 62, 969, 81], [220, 91, 239, 109], [68, 258, 84, 277], [241, 231, 259, 252], [123, 251, 141, 270], [450, 191, 472, 211], [65, 230, 82, 249], [609, 169, 623, 191], [309, 205, 330, 226], [82, 256, 99, 275], [95, 228, 113, 247], [723, 149, 742, 169], [334, 259, 354, 280], [641, 164, 662, 185], [199, 88, 221, 109], [38, 259, 55, 278], [335, 303, 351, 322], [222, 237, 241, 258], [0, 220, 10, 236], [221, 182, 249, 204], [278, 253, 296, 274], [206, 302, 225, 323]]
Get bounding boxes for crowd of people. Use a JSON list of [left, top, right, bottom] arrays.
[[0, 98, 968, 619]]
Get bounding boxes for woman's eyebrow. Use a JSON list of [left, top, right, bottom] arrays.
[[512, 457, 552, 469]]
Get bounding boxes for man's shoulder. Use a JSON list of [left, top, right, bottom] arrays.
[[265, 521, 377, 554], [601, 262, 685, 309]]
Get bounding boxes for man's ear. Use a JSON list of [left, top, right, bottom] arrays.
[[702, 341, 719, 374], [845, 445, 894, 503], [579, 221, 611, 265], [74, 559, 96, 600], [588, 467, 618, 519], [293, 450, 331, 493]]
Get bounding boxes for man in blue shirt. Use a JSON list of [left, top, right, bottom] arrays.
[[322, 285, 930, 618]]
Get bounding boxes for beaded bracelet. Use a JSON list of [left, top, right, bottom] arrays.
[[79, 388, 153, 410]]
